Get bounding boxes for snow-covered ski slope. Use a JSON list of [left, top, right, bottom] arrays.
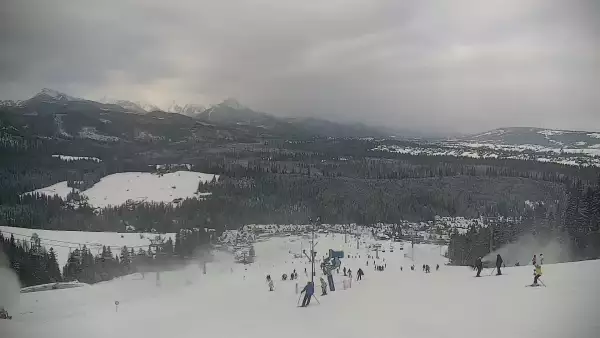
[[24, 171, 217, 208], [3, 234, 598, 338]]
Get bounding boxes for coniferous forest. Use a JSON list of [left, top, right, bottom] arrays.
[[1, 125, 600, 286]]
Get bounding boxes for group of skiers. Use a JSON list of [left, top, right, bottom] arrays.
[[474, 253, 544, 286], [474, 254, 504, 277]]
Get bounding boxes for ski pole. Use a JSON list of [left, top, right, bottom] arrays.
[[538, 278, 547, 287], [489, 267, 496, 276]]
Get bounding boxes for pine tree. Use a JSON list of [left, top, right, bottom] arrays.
[[47, 248, 62, 282]]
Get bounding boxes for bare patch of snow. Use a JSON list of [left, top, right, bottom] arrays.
[[588, 133, 600, 139], [23, 181, 78, 199], [52, 154, 102, 162], [79, 127, 120, 142]]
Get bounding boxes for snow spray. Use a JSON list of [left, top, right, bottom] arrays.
[[484, 232, 575, 265], [0, 251, 20, 312]]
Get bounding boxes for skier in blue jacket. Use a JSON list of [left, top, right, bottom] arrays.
[[300, 281, 314, 307]]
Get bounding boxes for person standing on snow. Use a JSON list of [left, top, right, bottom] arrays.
[[496, 254, 503, 275], [532, 264, 543, 286], [320, 277, 328, 296], [436, 264, 440, 271], [300, 281, 314, 307], [539, 254, 544, 265], [348, 269, 353, 279], [343, 267, 347, 276], [357, 268, 364, 281], [475, 257, 483, 277]]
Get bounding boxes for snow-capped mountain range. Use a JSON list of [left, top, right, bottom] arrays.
[[1, 88, 227, 117]]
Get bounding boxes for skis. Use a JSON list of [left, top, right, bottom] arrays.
[[526, 283, 547, 287]]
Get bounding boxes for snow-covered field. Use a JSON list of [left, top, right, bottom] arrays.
[[52, 154, 102, 162], [2, 233, 598, 338], [24, 171, 217, 208], [372, 142, 600, 167], [0, 226, 176, 266]]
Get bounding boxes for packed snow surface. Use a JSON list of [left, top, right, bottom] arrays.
[[0, 226, 175, 266], [24, 171, 217, 208], [2, 233, 598, 338]]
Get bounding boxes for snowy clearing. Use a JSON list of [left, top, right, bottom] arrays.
[[2, 233, 598, 338], [23, 181, 75, 200], [24, 171, 218, 208], [52, 154, 102, 162], [83, 171, 216, 208]]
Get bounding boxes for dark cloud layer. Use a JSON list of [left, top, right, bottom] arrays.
[[1, 0, 599, 133]]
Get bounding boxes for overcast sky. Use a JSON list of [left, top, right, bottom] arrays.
[[2, 0, 599, 134]]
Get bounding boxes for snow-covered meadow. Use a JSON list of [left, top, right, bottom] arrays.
[[24, 171, 218, 208]]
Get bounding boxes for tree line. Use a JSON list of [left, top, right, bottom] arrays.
[[447, 177, 600, 265], [1, 228, 211, 287]]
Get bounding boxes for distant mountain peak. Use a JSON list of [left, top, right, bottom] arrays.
[[219, 98, 245, 110], [166, 101, 206, 116], [99, 97, 161, 114], [35, 88, 79, 101]]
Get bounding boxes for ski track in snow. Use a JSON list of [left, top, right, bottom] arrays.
[[2, 234, 599, 338]]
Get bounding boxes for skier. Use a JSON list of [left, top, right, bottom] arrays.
[[539, 253, 544, 265], [532, 254, 537, 266], [532, 264, 543, 286], [300, 281, 314, 307], [267, 275, 274, 291], [343, 267, 347, 276], [348, 269, 353, 279], [496, 254, 503, 276], [436, 264, 440, 271], [0, 307, 11, 320], [282, 273, 288, 281], [475, 257, 483, 277], [320, 277, 328, 296], [411, 265, 415, 271], [357, 268, 364, 281], [422, 264, 426, 272], [400, 266, 403, 271]]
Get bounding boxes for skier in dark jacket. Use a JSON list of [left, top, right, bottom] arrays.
[[496, 254, 503, 275], [343, 267, 347, 276], [357, 268, 364, 281], [300, 281, 314, 307], [475, 257, 483, 277]]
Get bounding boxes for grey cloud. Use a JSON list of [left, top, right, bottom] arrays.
[[1, 0, 599, 134]]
